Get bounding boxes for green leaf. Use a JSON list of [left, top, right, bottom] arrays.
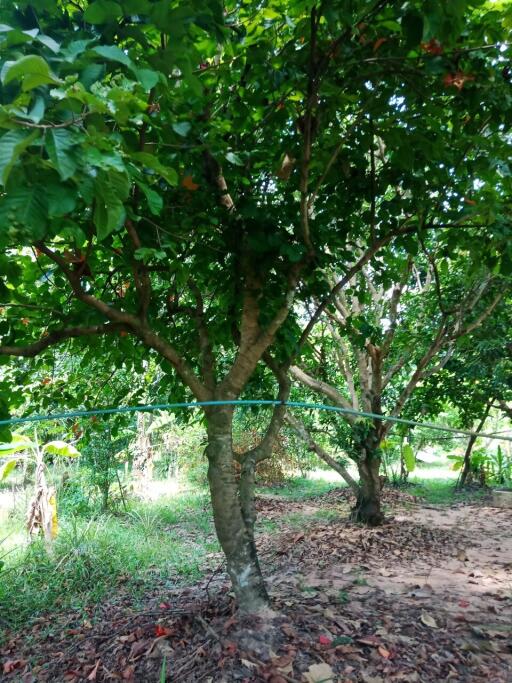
[[133, 68, 159, 91], [93, 170, 130, 240], [138, 182, 163, 215], [84, 1, 122, 24], [46, 129, 77, 180], [0, 185, 47, 239], [0, 433, 35, 455], [46, 185, 77, 216], [36, 34, 61, 53], [172, 121, 191, 137], [93, 44, 132, 67], [27, 96, 46, 123], [2, 55, 60, 91], [131, 152, 178, 185], [402, 444, 415, 472], [0, 459, 18, 481], [0, 129, 39, 186], [225, 151, 243, 166], [42, 440, 80, 457]]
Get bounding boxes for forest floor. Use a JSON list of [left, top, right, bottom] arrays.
[[2, 485, 512, 682]]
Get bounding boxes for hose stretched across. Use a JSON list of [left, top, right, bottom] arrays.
[[0, 399, 510, 443]]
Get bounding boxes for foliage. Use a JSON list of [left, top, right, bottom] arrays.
[[448, 444, 512, 488]]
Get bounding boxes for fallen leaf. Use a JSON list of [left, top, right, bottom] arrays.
[[459, 599, 470, 608], [304, 662, 335, 683], [3, 659, 27, 674], [420, 611, 438, 628], [86, 660, 101, 681], [318, 634, 332, 646], [378, 645, 391, 659], [154, 625, 174, 637]]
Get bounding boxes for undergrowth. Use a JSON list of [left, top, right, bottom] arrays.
[[0, 490, 218, 635]]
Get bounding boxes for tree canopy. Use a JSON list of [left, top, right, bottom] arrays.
[[0, 0, 511, 611]]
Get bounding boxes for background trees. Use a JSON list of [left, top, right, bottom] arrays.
[[0, 1, 511, 611]]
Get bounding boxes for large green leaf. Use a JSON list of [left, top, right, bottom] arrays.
[[93, 170, 131, 240], [0, 186, 47, 240], [0, 433, 35, 455], [42, 440, 80, 457], [93, 44, 132, 67], [2, 55, 60, 91], [46, 129, 78, 180], [402, 444, 416, 472], [0, 459, 18, 481], [84, 1, 122, 24], [0, 129, 39, 186]]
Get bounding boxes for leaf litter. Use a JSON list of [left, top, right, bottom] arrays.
[[1, 488, 511, 682]]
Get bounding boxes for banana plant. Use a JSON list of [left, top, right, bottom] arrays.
[[0, 431, 79, 542]]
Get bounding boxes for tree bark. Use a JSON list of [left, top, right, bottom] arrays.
[[351, 444, 384, 526], [458, 400, 492, 488], [205, 405, 269, 613]]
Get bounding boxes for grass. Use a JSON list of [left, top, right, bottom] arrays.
[[0, 456, 492, 638], [0, 488, 218, 635], [258, 476, 343, 501]]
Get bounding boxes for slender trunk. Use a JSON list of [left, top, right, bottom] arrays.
[[458, 400, 492, 489], [285, 413, 360, 495], [351, 445, 384, 526], [205, 406, 269, 613]]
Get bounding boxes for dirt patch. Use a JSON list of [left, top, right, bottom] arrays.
[[2, 490, 511, 682]]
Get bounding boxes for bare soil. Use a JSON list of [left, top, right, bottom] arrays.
[[2, 487, 511, 682]]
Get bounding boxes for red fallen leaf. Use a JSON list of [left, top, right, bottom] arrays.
[[459, 599, 470, 608], [421, 38, 443, 55], [3, 659, 27, 674], [154, 625, 174, 637], [373, 37, 387, 52], [224, 641, 237, 655], [159, 602, 171, 610], [318, 634, 332, 646], [378, 645, 391, 659]]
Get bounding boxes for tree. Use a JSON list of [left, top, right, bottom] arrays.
[[0, 1, 511, 610], [289, 246, 511, 524]]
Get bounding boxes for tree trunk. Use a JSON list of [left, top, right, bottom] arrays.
[[205, 406, 270, 614], [351, 448, 384, 526], [458, 400, 492, 489]]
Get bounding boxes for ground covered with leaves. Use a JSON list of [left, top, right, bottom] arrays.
[[2, 487, 511, 682]]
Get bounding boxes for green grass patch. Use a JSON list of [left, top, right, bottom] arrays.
[[258, 476, 344, 501], [0, 490, 218, 635]]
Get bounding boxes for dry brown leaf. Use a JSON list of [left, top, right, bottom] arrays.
[[86, 660, 101, 681]]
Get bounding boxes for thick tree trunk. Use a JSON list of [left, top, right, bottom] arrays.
[[351, 448, 384, 526], [205, 406, 270, 613]]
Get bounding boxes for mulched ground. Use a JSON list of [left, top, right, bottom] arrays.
[[2, 487, 512, 682]]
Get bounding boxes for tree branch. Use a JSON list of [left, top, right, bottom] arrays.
[[0, 323, 125, 357], [285, 412, 360, 495]]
